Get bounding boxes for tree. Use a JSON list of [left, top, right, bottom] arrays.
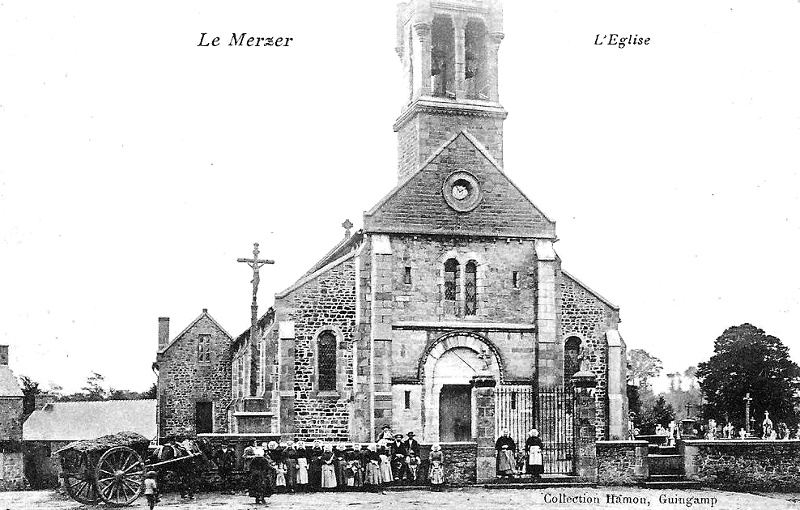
[[19, 375, 42, 417], [639, 395, 675, 434], [81, 372, 108, 401], [138, 382, 157, 399], [628, 349, 664, 388], [697, 324, 800, 429]]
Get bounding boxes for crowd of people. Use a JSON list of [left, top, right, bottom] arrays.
[[146, 427, 554, 506], [212, 430, 445, 504]]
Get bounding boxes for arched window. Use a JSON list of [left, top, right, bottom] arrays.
[[444, 258, 459, 315], [564, 336, 582, 383], [431, 16, 455, 97], [465, 261, 477, 315], [465, 19, 488, 100], [318, 331, 337, 391]]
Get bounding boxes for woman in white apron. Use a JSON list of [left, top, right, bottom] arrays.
[[524, 429, 544, 480]]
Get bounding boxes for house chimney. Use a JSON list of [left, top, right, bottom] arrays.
[[0, 345, 8, 365], [158, 318, 170, 350]]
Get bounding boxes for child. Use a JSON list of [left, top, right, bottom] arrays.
[[275, 461, 287, 492], [428, 444, 444, 491], [406, 450, 420, 482], [144, 471, 158, 510]]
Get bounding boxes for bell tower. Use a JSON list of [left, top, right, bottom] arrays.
[[394, 0, 507, 181]]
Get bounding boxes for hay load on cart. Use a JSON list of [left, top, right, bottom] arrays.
[[56, 431, 205, 506]]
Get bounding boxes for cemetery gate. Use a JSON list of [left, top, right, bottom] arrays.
[[495, 385, 575, 474]]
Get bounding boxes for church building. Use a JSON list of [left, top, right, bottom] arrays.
[[157, 0, 628, 475]]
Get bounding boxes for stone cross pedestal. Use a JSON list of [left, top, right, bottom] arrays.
[[572, 370, 597, 481], [471, 373, 497, 483]]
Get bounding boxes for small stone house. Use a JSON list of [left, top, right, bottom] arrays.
[[23, 399, 156, 489], [0, 345, 24, 490], [154, 310, 233, 439]]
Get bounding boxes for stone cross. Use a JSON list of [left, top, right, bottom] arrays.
[[743, 392, 753, 434], [342, 219, 353, 238], [237, 243, 274, 397], [685, 402, 693, 418], [238, 243, 275, 305]]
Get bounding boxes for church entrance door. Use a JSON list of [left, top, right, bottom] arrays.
[[439, 384, 471, 442]]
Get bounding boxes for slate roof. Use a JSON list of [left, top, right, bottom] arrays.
[[23, 399, 157, 441], [158, 310, 233, 355], [0, 365, 23, 398]]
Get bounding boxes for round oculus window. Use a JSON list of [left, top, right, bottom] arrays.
[[442, 171, 482, 212]]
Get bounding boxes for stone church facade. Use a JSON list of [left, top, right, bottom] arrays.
[[156, 0, 628, 457]]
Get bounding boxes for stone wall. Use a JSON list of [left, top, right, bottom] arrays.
[[596, 440, 649, 485], [157, 313, 233, 438], [274, 256, 357, 441], [388, 236, 538, 326], [22, 440, 70, 490], [560, 273, 620, 439], [682, 439, 800, 492], [0, 398, 23, 441], [0, 451, 24, 491], [395, 110, 505, 183]]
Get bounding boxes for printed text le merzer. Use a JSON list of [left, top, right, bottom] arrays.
[[198, 33, 293, 47]]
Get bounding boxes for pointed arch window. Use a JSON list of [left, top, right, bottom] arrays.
[[465, 261, 477, 315], [318, 331, 337, 391]]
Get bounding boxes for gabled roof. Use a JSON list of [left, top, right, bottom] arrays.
[[562, 269, 619, 311], [303, 231, 363, 277], [0, 365, 23, 398], [363, 130, 556, 239], [23, 399, 157, 442], [158, 310, 234, 355], [274, 232, 362, 299], [233, 307, 276, 348]]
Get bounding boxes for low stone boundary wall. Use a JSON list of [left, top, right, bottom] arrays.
[[0, 451, 25, 491], [681, 439, 800, 492], [596, 440, 648, 485]]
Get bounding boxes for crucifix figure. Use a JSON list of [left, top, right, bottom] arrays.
[[238, 243, 275, 305], [237, 243, 274, 397], [685, 402, 693, 419], [743, 392, 753, 435], [342, 219, 353, 239]]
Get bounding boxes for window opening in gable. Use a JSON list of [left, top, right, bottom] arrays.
[[198, 334, 211, 363]]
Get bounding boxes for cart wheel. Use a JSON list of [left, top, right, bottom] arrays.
[[63, 453, 101, 504], [95, 446, 146, 507]]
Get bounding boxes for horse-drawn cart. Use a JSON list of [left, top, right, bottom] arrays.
[[56, 431, 204, 506]]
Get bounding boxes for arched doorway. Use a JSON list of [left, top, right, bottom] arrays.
[[421, 333, 501, 443]]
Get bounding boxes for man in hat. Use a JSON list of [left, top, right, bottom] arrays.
[[404, 432, 420, 484], [215, 443, 237, 494], [390, 433, 408, 482], [404, 431, 420, 456]]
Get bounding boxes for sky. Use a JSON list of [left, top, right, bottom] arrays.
[[1, 1, 798, 394]]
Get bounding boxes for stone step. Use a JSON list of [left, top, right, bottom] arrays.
[[640, 475, 701, 490], [648, 445, 678, 455], [648, 454, 683, 475], [482, 481, 596, 489]]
